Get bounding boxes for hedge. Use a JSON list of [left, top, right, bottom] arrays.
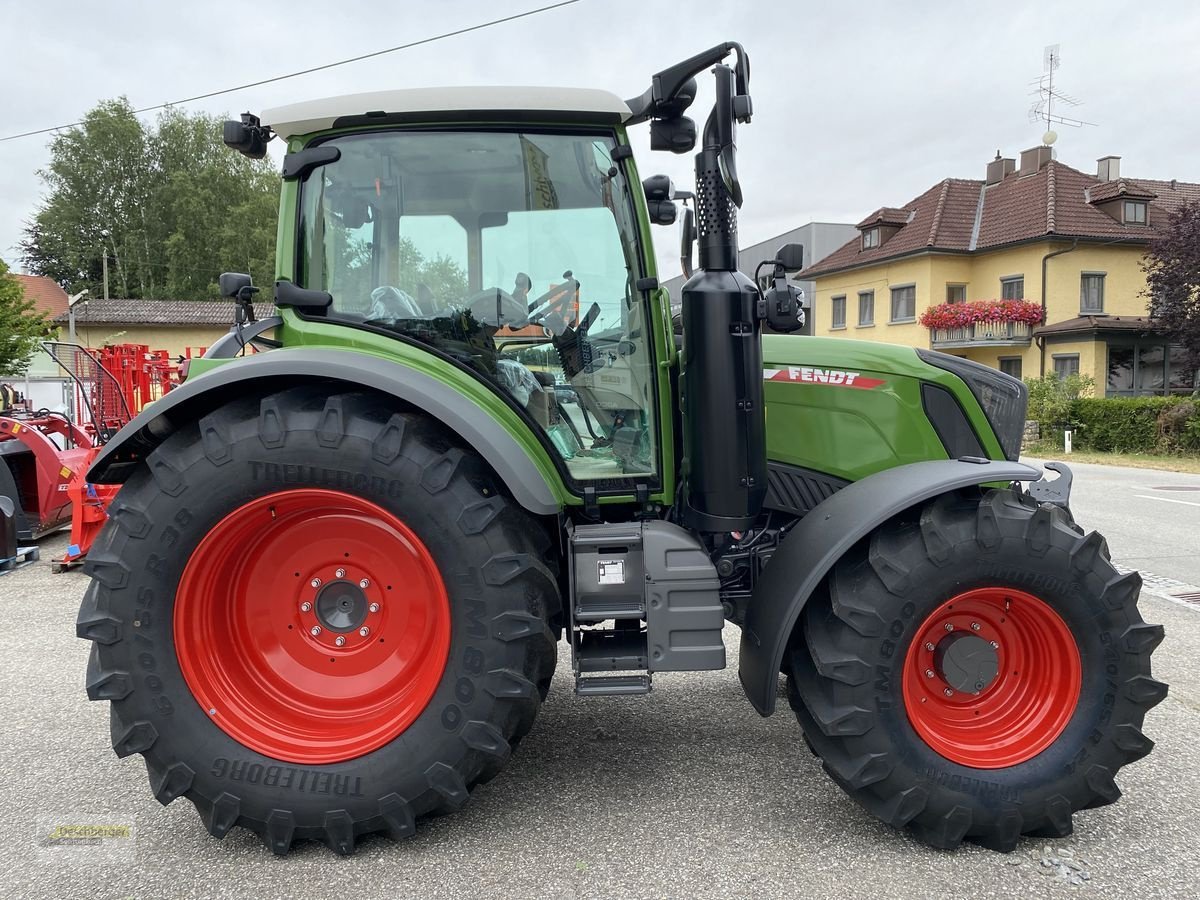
[[1059, 396, 1200, 454]]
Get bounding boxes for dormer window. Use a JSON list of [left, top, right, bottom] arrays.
[[862, 227, 881, 250], [1123, 201, 1147, 225]]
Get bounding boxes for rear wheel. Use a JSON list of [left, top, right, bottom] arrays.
[[788, 489, 1166, 851], [78, 388, 559, 854]]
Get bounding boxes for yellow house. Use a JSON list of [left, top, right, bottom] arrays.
[[801, 149, 1200, 395]]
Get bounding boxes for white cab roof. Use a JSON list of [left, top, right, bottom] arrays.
[[263, 86, 632, 138]]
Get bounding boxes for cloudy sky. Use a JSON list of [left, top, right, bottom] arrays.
[[2, 0, 1198, 284]]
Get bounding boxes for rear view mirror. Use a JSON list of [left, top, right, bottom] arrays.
[[775, 242, 804, 272]]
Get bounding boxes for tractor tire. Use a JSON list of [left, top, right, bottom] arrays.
[[787, 488, 1166, 852], [78, 388, 559, 855]]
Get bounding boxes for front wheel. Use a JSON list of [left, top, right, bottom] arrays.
[[788, 489, 1166, 851], [78, 388, 559, 854]]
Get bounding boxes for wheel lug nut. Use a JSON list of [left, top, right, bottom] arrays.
[[300, 601, 312, 613], [970, 622, 981, 631], [369, 603, 380, 613], [359, 578, 370, 589], [310, 625, 322, 636], [335, 568, 346, 579], [310, 578, 321, 588], [334, 635, 346, 647], [943, 688, 953, 697], [359, 627, 370, 637], [924, 642, 935, 651], [925, 669, 935, 678], [990, 640, 999, 649], [944, 623, 954, 631]]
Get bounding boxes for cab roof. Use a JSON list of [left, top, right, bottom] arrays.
[[263, 86, 633, 139]]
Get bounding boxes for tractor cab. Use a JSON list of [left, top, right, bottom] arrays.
[[276, 115, 662, 484]]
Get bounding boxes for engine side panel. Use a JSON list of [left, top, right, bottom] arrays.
[[761, 335, 1006, 481]]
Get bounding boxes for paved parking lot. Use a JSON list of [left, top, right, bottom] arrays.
[[2, 459, 1198, 899]]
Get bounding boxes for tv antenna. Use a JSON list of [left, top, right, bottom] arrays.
[[1028, 44, 1095, 145]]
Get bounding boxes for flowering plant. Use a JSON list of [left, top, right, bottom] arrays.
[[919, 299, 1044, 329]]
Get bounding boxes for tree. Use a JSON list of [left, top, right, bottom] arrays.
[[20, 100, 279, 301], [1145, 200, 1200, 373], [0, 259, 52, 376]]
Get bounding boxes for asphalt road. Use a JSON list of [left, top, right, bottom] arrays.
[[1024, 455, 1200, 588], [2, 459, 1198, 900]]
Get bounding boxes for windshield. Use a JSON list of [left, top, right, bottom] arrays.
[[297, 130, 658, 487]]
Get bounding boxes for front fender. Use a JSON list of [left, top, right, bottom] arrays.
[[738, 458, 1041, 715], [88, 348, 563, 516]]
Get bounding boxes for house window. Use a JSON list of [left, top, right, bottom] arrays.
[[1080, 273, 1105, 313], [1106, 341, 1200, 396], [862, 228, 881, 250], [890, 285, 916, 322], [999, 357, 1023, 379], [1000, 276, 1024, 300], [1169, 345, 1200, 393], [831, 295, 846, 329], [858, 290, 874, 326], [1053, 354, 1080, 379], [1124, 201, 1147, 224], [946, 284, 966, 304]]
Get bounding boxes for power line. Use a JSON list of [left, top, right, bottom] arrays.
[[0, 0, 583, 144]]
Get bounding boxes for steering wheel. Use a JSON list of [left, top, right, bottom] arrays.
[[466, 287, 528, 328]]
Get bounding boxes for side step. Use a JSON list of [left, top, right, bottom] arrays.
[[574, 674, 652, 696]]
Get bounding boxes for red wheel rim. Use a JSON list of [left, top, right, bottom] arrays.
[[175, 489, 451, 764], [902, 587, 1081, 769]]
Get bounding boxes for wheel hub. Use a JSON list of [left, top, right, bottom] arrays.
[[315, 580, 369, 632], [933, 632, 999, 694]]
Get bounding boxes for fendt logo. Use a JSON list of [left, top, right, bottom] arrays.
[[763, 366, 886, 390]]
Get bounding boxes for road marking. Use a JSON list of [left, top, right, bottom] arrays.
[[1133, 494, 1200, 508]]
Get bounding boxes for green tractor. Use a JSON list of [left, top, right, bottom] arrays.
[[78, 43, 1165, 855]]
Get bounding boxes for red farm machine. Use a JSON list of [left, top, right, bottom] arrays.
[[0, 342, 181, 568]]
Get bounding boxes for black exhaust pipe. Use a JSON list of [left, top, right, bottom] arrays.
[[679, 64, 765, 533]]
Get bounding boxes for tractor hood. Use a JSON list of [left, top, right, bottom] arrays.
[[762, 334, 932, 377], [759, 335, 1015, 482]]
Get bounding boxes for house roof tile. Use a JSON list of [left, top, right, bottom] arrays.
[[1087, 178, 1158, 202], [12, 275, 70, 318], [52, 298, 273, 327], [856, 207, 911, 228], [801, 156, 1200, 279], [1033, 315, 1160, 337]]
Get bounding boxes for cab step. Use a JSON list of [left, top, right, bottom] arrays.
[[574, 595, 645, 622], [574, 674, 652, 696]]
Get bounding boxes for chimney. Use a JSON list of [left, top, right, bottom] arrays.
[[1019, 145, 1053, 177], [1097, 156, 1121, 181], [986, 153, 1017, 185]]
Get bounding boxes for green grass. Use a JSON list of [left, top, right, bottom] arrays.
[[1023, 441, 1200, 474]]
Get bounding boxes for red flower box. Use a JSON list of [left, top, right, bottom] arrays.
[[919, 299, 1044, 330]]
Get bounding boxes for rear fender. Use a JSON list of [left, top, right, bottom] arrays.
[[739, 458, 1041, 715], [87, 348, 562, 516]]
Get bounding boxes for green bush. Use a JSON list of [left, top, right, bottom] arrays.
[[1069, 396, 1200, 454], [1025, 373, 1094, 437]]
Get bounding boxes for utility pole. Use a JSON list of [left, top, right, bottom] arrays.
[[102, 254, 109, 300]]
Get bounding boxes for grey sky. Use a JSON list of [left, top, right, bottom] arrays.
[[2, 0, 1198, 285]]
